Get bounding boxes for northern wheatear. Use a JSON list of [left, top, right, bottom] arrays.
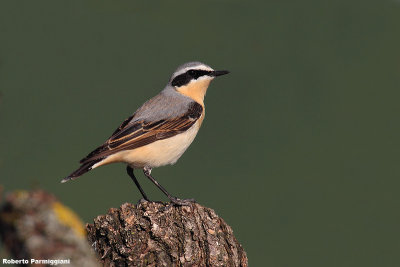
[[62, 62, 229, 205]]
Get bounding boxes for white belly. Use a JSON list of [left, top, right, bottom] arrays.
[[93, 121, 201, 169]]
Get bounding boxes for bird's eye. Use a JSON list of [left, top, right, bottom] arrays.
[[188, 70, 196, 76]]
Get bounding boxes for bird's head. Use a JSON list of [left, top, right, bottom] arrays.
[[169, 62, 229, 105]]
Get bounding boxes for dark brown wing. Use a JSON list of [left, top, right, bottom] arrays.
[[111, 113, 135, 136], [79, 102, 203, 164]]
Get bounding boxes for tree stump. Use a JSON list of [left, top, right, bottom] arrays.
[[87, 200, 248, 267]]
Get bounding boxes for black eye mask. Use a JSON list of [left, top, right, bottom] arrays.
[[171, 70, 212, 87]]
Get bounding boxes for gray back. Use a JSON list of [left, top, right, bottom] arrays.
[[132, 85, 193, 122]]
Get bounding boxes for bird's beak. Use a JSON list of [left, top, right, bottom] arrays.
[[211, 70, 230, 77]]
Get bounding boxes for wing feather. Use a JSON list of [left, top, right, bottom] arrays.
[[79, 102, 203, 164]]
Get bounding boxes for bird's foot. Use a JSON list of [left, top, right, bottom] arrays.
[[169, 197, 196, 206]]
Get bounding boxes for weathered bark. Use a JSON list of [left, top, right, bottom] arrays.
[[87, 200, 248, 267], [0, 187, 248, 266], [0, 189, 99, 267]]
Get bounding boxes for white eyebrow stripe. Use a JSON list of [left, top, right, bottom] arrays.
[[172, 65, 214, 78]]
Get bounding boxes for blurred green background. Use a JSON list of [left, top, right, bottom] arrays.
[[1, 1, 400, 266]]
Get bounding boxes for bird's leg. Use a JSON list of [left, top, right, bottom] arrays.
[[126, 166, 150, 201], [143, 167, 196, 206]]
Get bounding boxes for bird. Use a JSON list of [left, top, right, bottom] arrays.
[[62, 61, 229, 205]]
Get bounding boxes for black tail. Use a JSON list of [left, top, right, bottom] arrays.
[[61, 158, 103, 183]]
